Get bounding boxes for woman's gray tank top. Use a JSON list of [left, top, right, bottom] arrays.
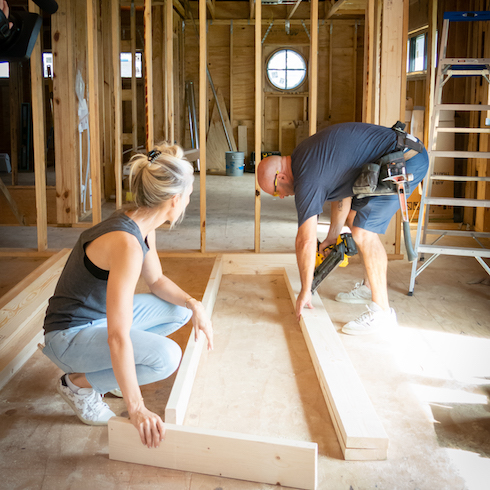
[[43, 212, 149, 334]]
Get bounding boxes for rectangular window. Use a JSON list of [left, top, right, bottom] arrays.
[[407, 31, 427, 73], [120, 52, 142, 78], [43, 52, 53, 78], [0, 62, 9, 78]]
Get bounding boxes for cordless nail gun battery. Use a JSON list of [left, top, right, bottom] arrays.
[[311, 233, 358, 293]]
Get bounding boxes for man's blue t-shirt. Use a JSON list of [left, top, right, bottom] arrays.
[[291, 122, 397, 227]]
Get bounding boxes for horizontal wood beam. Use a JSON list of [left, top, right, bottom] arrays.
[[109, 417, 317, 489], [0, 249, 71, 390]]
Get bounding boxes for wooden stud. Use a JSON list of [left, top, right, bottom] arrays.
[[165, 255, 223, 424], [28, 1, 48, 251], [309, 0, 318, 136], [254, 0, 262, 253], [112, 0, 123, 209], [145, 0, 154, 149], [87, 0, 102, 225], [109, 417, 318, 490], [199, 0, 207, 252], [52, 0, 78, 224], [166, 0, 174, 144], [131, 1, 138, 151]]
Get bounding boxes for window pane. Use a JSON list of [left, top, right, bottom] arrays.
[[0, 62, 9, 78], [268, 69, 287, 89], [43, 53, 53, 78], [120, 52, 142, 78], [286, 50, 306, 70], [286, 70, 305, 89], [414, 34, 425, 71], [268, 51, 287, 70]]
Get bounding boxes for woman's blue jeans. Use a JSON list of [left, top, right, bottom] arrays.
[[42, 293, 192, 394]]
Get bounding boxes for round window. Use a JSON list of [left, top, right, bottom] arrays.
[[266, 49, 307, 91]]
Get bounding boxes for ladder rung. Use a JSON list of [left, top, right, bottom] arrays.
[[417, 245, 490, 258], [435, 104, 490, 111], [436, 127, 490, 133], [429, 175, 490, 182], [442, 58, 490, 65], [430, 150, 490, 158], [424, 197, 490, 207], [424, 229, 490, 238]]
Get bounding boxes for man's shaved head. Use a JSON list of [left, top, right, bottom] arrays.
[[257, 155, 283, 195]]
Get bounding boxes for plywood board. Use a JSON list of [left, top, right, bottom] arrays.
[[109, 417, 317, 490]]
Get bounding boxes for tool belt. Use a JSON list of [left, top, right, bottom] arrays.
[[352, 122, 422, 198]]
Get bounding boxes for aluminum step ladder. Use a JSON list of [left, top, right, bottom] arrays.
[[409, 10, 490, 295]]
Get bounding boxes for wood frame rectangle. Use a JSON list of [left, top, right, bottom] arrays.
[[109, 253, 388, 487]]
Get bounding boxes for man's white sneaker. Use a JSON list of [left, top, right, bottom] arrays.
[[335, 281, 372, 304], [342, 302, 397, 335], [57, 375, 116, 426]]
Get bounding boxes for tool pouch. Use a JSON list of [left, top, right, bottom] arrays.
[[353, 151, 406, 198], [352, 163, 381, 195]]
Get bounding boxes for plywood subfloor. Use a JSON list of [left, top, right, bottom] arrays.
[[0, 254, 489, 489]]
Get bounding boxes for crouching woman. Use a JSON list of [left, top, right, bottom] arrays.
[[42, 143, 213, 448]]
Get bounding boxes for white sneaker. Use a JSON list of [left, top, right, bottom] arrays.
[[342, 302, 397, 335], [335, 281, 372, 304], [57, 375, 116, 426]]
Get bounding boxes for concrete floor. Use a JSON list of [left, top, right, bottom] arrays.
[[0, 172, 489, 489]]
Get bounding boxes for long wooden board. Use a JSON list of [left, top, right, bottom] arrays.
[[0, 249, 70, 389], [109, 417, 317, 490], [165, 255, 223, 424], [283, 267, 389, 460]]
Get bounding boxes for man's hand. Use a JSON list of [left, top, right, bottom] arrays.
[[129, 404, 166, 448], [296, 289, 313, 321], [319, 237, 337, 257]]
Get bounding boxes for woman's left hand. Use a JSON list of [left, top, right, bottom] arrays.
[[187, 299, 213, 350]]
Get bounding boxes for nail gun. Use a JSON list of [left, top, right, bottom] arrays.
[[311, 233, 358, 293]]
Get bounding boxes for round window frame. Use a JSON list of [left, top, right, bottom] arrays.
[[265, 48, 308, 92]]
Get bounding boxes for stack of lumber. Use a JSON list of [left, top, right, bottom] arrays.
[[0, 249, 70, 390]]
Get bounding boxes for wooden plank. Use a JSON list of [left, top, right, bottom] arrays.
[[283, 267, 388, 458], [166, 0, 174, 144], [0, 249, 71, 390], [87, 0, 102, 225], [254, 0, 261, 252], [238, 125, 247, 159], [145, 0, 154, 149], [112, 0, 123, 209], [52, 0, 78, 224], [309, 0, 318, 136], [109, 417, 317, 490], [165, 256, 223, 424], [0, 250, 70, 354], [29, 0, 48, 251], [131, 2, 138, 150], [199, 0, 207, 252], [0, 313, 45, 391], [221, 253, 296, 275]]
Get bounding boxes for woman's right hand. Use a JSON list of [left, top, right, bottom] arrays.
[[129, 403, 166, 448]]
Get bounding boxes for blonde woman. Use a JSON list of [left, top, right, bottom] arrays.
[[42, 143, 212, 448]]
